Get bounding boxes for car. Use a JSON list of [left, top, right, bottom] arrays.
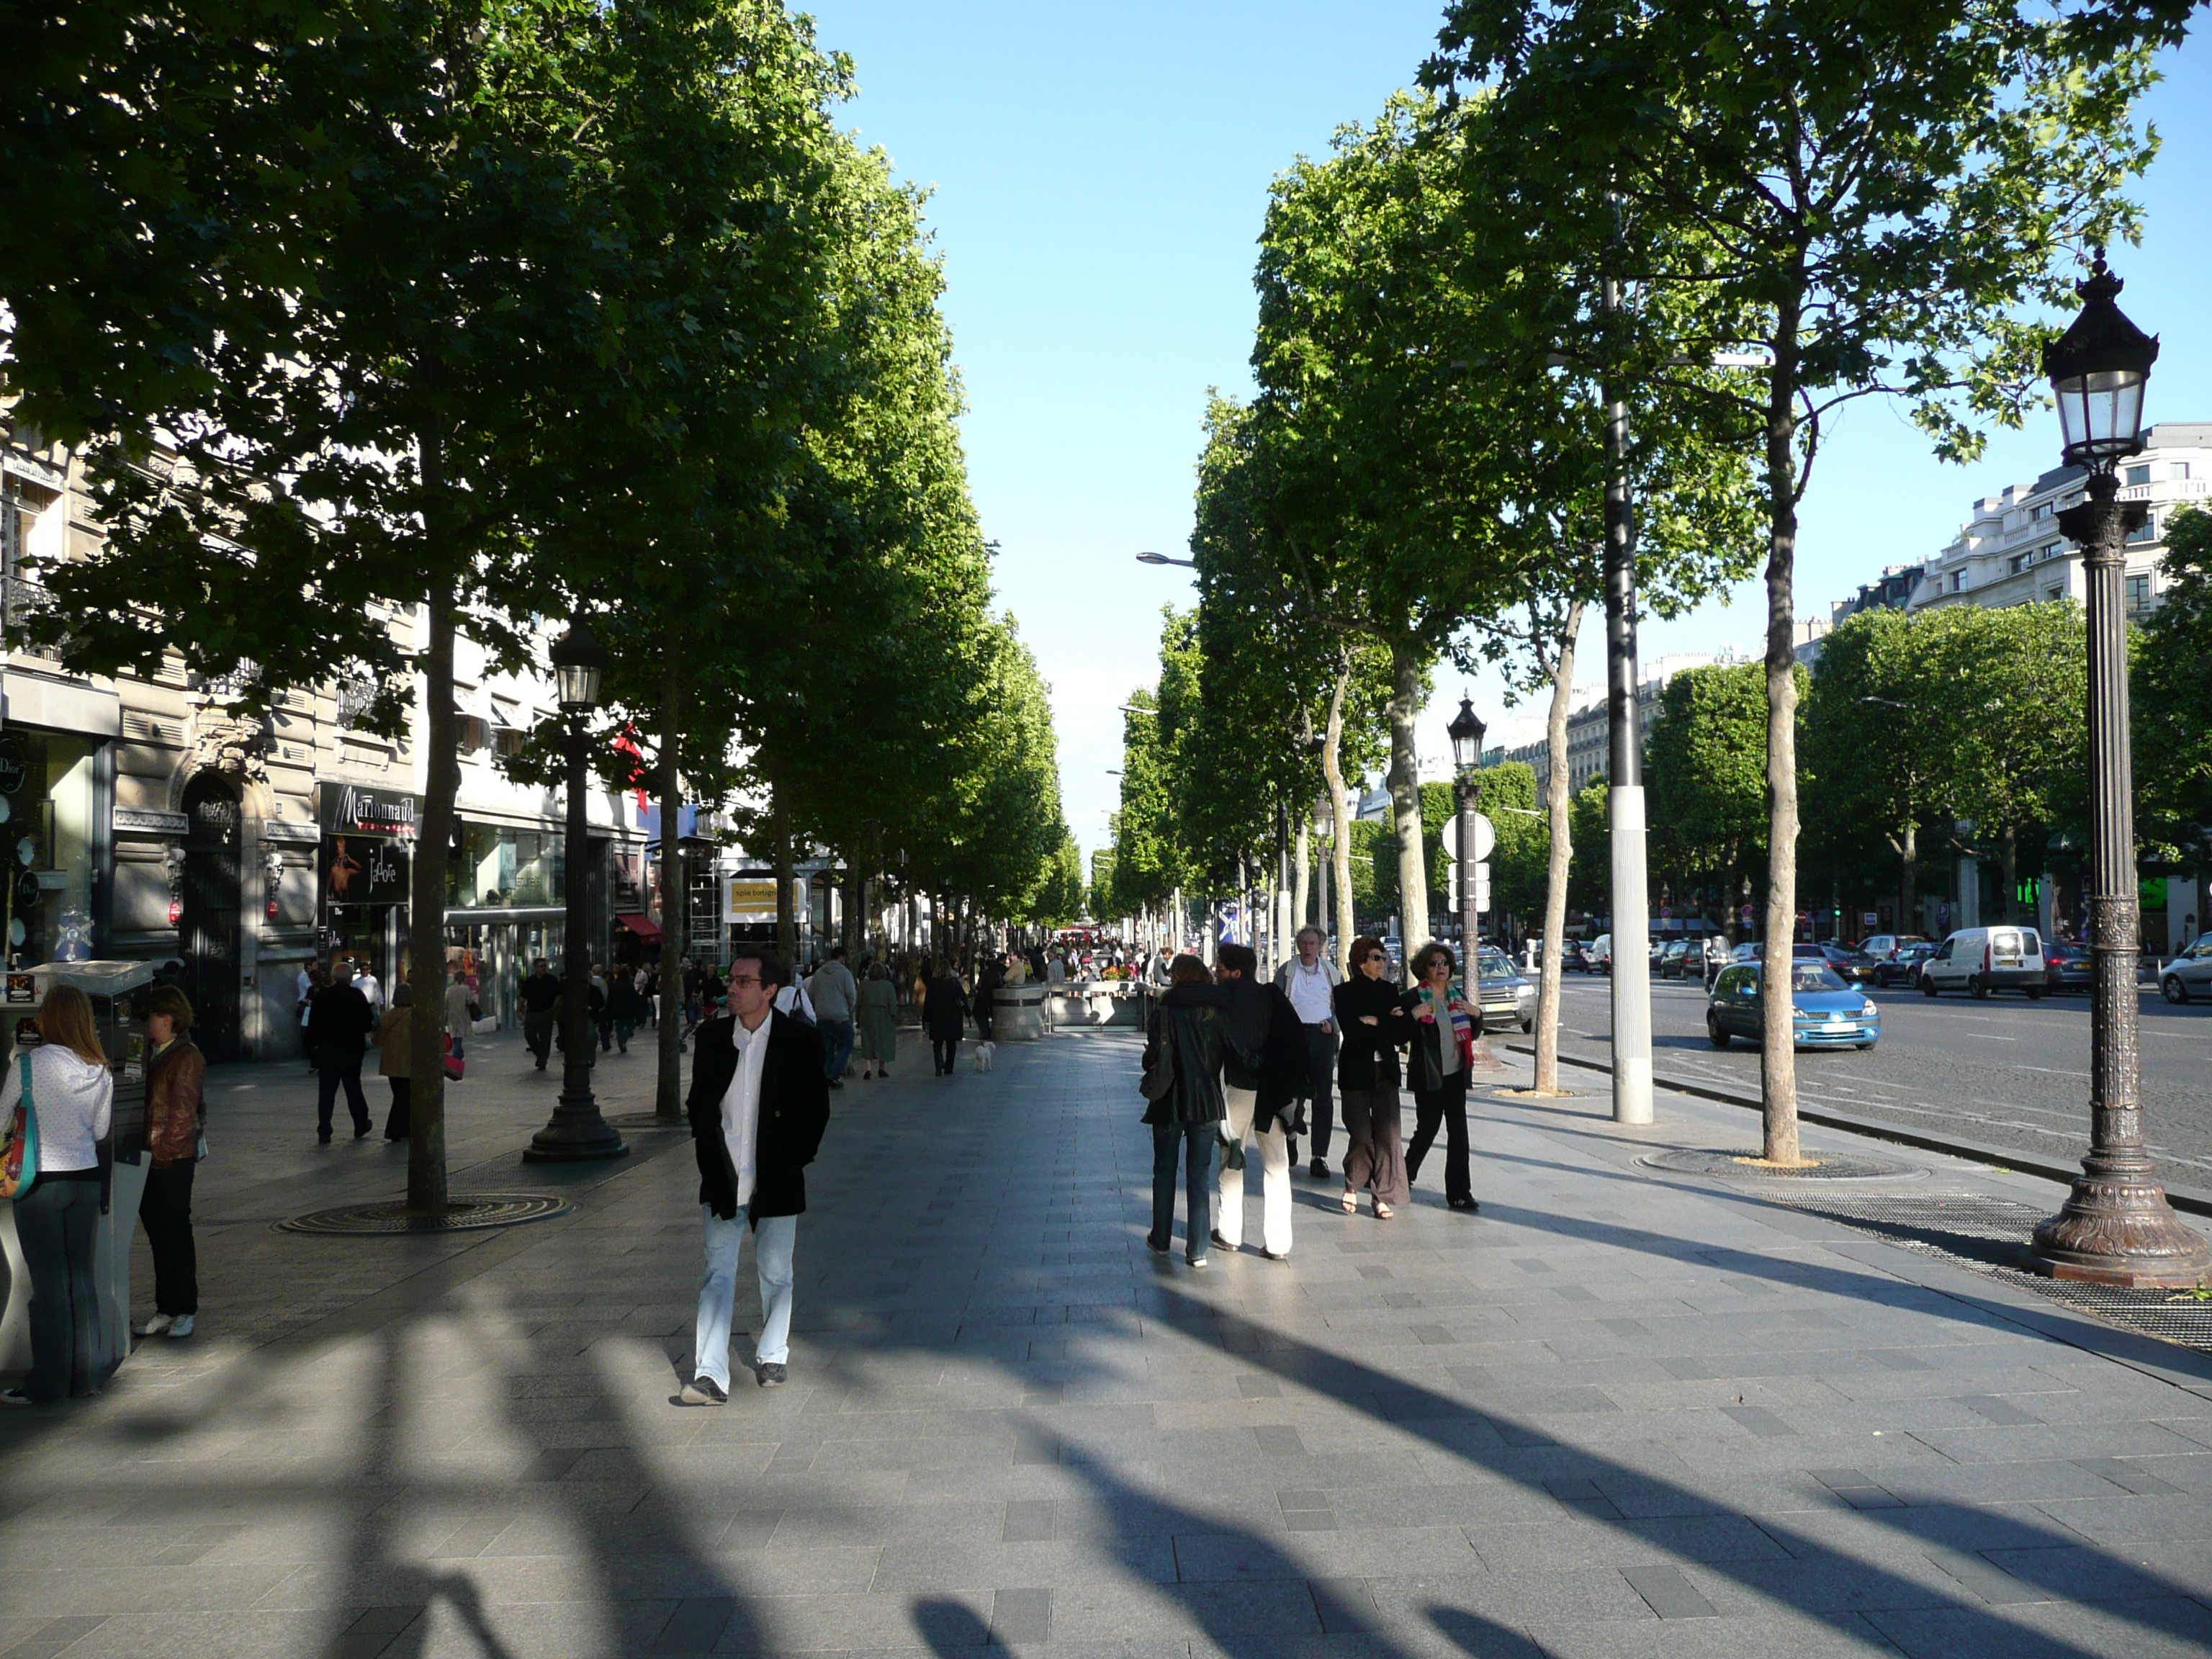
[[1874, 941, 1938, 988], [2044, 940, 2093, 992], [1586, 934, 1613, 974], [1861, 934, 1928, 963], [1555, 939, 1591, 973], [2163, 932, 2212, 1004], [1729, 941, 1827, 965], [1919, 926, 2047, 999], [1804, 942, 1879, 986], [1707, 960, 1881, 1051], [1657, 940, 1693, 979], [1470, 945, 1537, 1033]]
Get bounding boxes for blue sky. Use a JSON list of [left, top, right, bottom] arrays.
[[802, 2, 2211, 866]]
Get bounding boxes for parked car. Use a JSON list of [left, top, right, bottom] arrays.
[[1804, 942, 1880, 986], [1707, 960, 1881, 1051], [2162, 932, 2212, 1004], [1730, 941, 1828, 965], [1657, 940, 1693, 979], [1471, 946, 1537, 1033], [1861, 934, 1928, 963], [1586, 934, 1613, 974], [1874, 941, 1938, 988], [1555, 939, 1591, 973], [1919, 927, 2048, 999], [2044, 940, 2094, 993]]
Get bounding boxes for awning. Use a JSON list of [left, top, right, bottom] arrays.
[[616, 913, 662, 941]]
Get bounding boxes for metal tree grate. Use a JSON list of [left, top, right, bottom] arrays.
[[1776, 1194, 2212, 1352], [1639, 1148, 1923, 1182], [279, 1193, 572, 1236]]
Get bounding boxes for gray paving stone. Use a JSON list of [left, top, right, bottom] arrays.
[[1619, 1565, 1719, 1619]]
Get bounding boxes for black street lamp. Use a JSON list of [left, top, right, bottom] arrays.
[[1447, 696, 1502, 1069], [525, 615, 629, 1166], [2028, 251, 2204, 1287]]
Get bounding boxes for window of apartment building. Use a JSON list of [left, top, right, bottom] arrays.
[[1950, 571, 1967, 593], [2046, 585, 2064, 601], [2008, 553, 2026, 575], [2126, 463, 2152, 486], [2039, 541, 2061, 562], [2127, 513, 2159, 544], [2172, 462, 2193, 481], [456, 714, 493, 754], [2031, 501, 2052, 521], [2126, 573, 2154, 617]]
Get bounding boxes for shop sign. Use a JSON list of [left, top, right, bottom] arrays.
[[727, 877, 778, 922], [317, 782, 421, 840], [323, 835, 410, 905]]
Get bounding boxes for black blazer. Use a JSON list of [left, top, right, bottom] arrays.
[[686, 1007, 831, 1223], [1334, 972, 1404, 1092]]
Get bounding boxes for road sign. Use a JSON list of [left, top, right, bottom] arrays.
[[1473, 866, 1491, 913]]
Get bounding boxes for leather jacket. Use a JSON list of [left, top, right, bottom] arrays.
[[1141, 983, 1252, 1127]]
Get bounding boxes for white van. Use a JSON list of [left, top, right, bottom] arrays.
[[1920, 926, 2047, 999]]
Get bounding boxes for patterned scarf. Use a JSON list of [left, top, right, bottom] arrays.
[[1422, 984, 1477, 1068]]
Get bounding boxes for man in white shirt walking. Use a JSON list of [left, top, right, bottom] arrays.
[[1273, 927, 1343, 1178], [682, 951, 831, 1402]]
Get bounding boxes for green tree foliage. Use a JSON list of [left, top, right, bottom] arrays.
[[2133, 505, 2212, 859], [1568, 782, 1611, 917], [1110, 688, 1182, 917], [1431, 0, 2158, 1161], [1646, 665, 1777, 932], [1476, 764, 1546, 926]]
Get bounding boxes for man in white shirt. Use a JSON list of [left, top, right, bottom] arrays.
[[1272, 927, 1343, 1178], [682, 950, 830, 1403], [353, 962, 384, 1017]]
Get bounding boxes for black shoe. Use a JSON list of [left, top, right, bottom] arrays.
[[317, 1130, 333, 1145], [535, 1059, 547, 1071], [1309, 1159, 1328, 1179], [1261, 1248, 1290, 1262], [1210, 1230, 1233, 1251], [354, 1124, 372, 1139], [1449, 1197, 1480, 1213], [1146, 1235, 1170, 1254], [679, 1375, 727, 1406], [755, 1362, 787, 1388]]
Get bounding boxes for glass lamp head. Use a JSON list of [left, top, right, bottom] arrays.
[[1447, 696, 1487, 775], [549, 617, 609, 713], [2044, 250, 2157, 472]]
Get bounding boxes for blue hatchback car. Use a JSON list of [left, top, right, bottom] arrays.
[[1707, 961, 1881, 1051]]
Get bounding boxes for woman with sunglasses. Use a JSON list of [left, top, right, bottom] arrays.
[[1331, 936, 1409, 1219], [1401, 942, 1479, 1212]]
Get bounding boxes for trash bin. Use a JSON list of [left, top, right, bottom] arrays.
[[0, 959, 156, 1384], [994, 984, 1047, 1041]]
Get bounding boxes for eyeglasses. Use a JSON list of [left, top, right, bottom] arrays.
[[727, 975, 762, 988]]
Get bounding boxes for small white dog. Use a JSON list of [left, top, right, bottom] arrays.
[[972, 1040, 996, 1074]]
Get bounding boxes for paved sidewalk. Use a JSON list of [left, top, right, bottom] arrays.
[[1, 1025, 2211, 1658]]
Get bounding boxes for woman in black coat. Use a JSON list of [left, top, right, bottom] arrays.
[[1141, 954, 1241, 1266], [1333, 935, 1410, 1219], [924, 963, 969, 1076]]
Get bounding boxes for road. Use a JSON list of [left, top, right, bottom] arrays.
[[1521, 970, 2212, 1183]]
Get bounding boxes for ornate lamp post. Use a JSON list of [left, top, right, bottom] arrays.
[[525, 616, 629, 1165], [1447, 691, 1487, 971], [2029, 251, 2205, 1286]]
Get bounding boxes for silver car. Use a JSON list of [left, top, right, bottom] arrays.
[[2162, 933, 2212, 1004], [1471, 946, 1537, 1033]]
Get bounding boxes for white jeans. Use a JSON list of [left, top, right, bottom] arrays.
[[694, 1205, 798, 1386], [1217, 1084, 1292, 1256]]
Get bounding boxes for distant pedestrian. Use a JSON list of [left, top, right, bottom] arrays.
[[308, 963, 375, 1141], [354, 960, 385, 1018], [378, 984, 414, 1141], [682, 951, 830, 1402], [592, 963, 614, 1052], [807, 946, 858, 1089], [973, 953, 1004, 1045], [924, 961, 968, 1076], [134, 985, 204, 1340], [295, 962, 320, 1072], [1141, 954, 1246, 1267], [856, 963, 898, 1080], [607, 968, 649, 1053], [1274, 926, 1342, 1177], [518, 958, 559, 1070], [1401, 943, 1478, 1213], [444, 963, 475, 1064], [0, 986, 114, 1405], [1334, 935, 1408, 1220]]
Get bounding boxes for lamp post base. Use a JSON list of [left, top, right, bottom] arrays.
[[2031, 1159, 2211, 1289], [523, 1092, 631, 1164]]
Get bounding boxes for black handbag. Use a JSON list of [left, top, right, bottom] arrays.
[[1139, 1043, 1177, 1102]]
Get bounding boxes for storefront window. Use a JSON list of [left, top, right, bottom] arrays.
[[449, 824, 564, 909], [0, 728, 99, 968]]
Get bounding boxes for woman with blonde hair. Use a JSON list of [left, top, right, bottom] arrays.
[[377, 982, 414, 1141], [1, 985, 114, 1404]]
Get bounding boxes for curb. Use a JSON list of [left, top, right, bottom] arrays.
[[1499, 1041, 2212, 1222]]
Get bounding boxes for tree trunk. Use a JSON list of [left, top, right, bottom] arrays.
[[2000, 824, 2018, 925], [654, 639, 685, 1120], [1292, 815, 1312, 935], [774, 801, 797, 967], [1388, 637, 1429, 953], [406, 581, 457, 1213], [1534, 599, 1585, 1094], [1897, 819, 1918, 940], [1758, 312, 1804, 1165], [1320, 663, 1356, 973]]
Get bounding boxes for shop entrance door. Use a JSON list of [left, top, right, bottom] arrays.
[[181, 774, 244, 1061]]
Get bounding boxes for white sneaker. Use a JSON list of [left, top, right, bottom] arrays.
[[166, 1316, 195, 1338], [132, 1315, 173, 1338]]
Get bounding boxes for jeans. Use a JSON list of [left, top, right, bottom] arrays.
[[315, 1053, 371, 1136], [448, 1030, 465, 1061], [523, 1011, 556, 1066], [819, 1019, 855, 1083], [1406, 1075, 1472, 1204], [932, 1035, 960, 1074], [1215, 1086, 1290, 1256], [693, 1205, 798, 1388], [597, 1014, 614, 1052], [17, 1174, 102, 1401], [139, 1161, 198, 1317], [1150, 1120, 1215, 1261], [613, 1020, 634, 1053]]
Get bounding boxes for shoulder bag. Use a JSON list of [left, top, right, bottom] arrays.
[[1, 1052, 40, 1199]]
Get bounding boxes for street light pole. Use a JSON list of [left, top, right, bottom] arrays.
[[526, 616, 628, 1165], [1447, 696, 1488, 1037], [2029, 253, 2206, 1287]]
